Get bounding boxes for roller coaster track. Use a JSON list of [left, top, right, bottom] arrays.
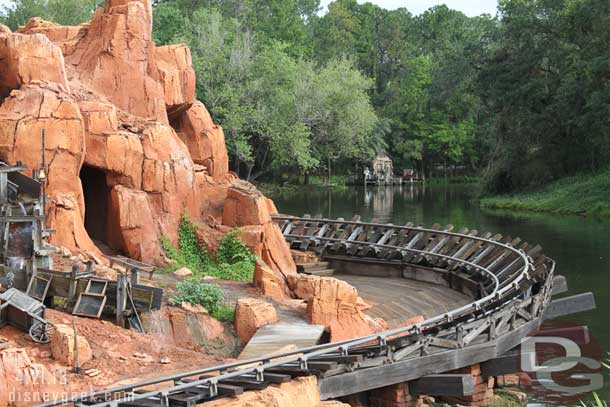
[[37, 215, 558, 407]]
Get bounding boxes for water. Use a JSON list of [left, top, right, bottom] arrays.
[[268, 183, 609, 401]]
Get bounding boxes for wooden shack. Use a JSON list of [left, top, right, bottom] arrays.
[[364, 154, 401, 185], [372, 154, 393, 180]]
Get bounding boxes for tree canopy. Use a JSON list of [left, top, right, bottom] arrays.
[[2, 0, 609, 190]]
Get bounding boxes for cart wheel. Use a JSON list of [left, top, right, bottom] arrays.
[[29, 322, 54, 344]]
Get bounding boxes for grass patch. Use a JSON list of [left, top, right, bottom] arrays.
[[480, 169, 610, 218], [493, 389, 527, 406], [161, 215, 256, 281]]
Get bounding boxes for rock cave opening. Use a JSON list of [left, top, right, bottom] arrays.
[[79, 164, 115, 253]]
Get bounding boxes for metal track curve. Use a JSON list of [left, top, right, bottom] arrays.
[[35, 215, 555, 407]]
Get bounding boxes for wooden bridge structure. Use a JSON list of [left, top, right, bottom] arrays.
[[35, 215, 596, 407]]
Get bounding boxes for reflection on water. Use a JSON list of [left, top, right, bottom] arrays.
[[269, 183, 609, 401]]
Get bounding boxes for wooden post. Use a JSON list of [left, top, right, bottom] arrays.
[[130, 267, 140, 286], [116, 273, 127, 327], [68, 264, 79, 302], [72, 320, 81, 374]]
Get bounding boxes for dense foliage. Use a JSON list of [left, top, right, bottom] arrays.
[[2, 0, 609, 192], [173, 279, 224, 314], [173, 279, 235, 322], [161, 216, 256, 281]]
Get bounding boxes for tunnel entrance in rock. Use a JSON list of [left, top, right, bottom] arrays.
[[80, 165, 113, 251]]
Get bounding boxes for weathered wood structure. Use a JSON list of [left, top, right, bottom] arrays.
[[364, 154, 403, 186], [0, 163, 162, 331], [34, 215, 595, 407]]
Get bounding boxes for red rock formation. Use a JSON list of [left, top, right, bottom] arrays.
[[201, 376, 326, 407], [224, 181, 297, 289], [141, 306, 230, 352], [17, 18, 88, 55], [289, 275, 387, 342], [50, 324, 93, 367], [173, 101, 229, 180], [0, 0, 295, 280], [234, 298, 278, 344], [67, 0, 167, 122], [253, 259, 288, 300], [0, 32, 69, 97], [156, 44, 195, 119]]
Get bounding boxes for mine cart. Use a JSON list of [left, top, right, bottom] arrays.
[[0, 288, 54, 343]]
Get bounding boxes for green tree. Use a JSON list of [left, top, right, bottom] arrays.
[[303, 59, 379, 180], [0, 0, 96, 30], [479, 0, 610, 192]]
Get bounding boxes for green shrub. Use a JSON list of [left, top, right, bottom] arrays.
[[161, 215, 255, 281], [211, 305, 235, 322], [217, 228, 256, 265], [173, 279, 224, 315]]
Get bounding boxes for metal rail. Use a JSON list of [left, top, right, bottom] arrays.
[[35, 216, 554, 407]]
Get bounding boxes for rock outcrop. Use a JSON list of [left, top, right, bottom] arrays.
[[234, 298, 278, 344], [50, 324, 93, 367], [224, 181, 296, 293], [0, 0, 295, 279], [141, 306, 230, 352], [201, 376, 327, 407], [253, 259, 288, 300], [289, 275, 387, 342]]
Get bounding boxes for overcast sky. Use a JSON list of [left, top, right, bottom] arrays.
[[0, 0, 499, 18], [321, 0, 499, 16]]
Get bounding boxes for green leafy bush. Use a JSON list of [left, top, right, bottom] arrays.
[[217, 228, 256, 265], [162, 215, 255, 281], [173, 279, 224, 315], [211, 305, 235, 323]]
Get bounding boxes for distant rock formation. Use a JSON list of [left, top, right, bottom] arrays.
[[0, 0, 295, 284]]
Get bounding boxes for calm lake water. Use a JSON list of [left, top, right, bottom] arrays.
[[268, 183, 609, 402]]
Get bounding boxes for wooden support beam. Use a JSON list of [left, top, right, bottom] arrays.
[[544, 292, 596, 320], [319, 318, 541, 399], [480, 350, 522, 377], [217, 384, 244, 397], [409, 374, 474, 396]]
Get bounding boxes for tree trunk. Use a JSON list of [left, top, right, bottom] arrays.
[[246, 163, 254, 181], [327, 157, 332, 185], [234, 155, 241, 178]]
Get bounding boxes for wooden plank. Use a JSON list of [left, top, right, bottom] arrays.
[[239, 323, 325, 360], [544, 292, 596, 320], [409, 374, 474, 396], [552, 275, 568, 296]]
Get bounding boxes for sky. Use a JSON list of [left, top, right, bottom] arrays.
[[320, 0, 499, 17]]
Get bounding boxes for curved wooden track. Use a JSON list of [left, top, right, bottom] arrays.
[[35, 215, 556, 407]]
